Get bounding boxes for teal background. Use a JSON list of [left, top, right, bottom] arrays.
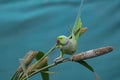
[[0, 0, 120, 80]]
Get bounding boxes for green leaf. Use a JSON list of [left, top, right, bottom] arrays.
[[36, 51, 49, 80], [77, 60, 94, 72], [41, 71, 56, 74], [77, 60, 101, 80], [10, 71, 18, 80]]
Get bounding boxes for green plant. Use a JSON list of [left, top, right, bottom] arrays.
[[11, 46, 113, 80]]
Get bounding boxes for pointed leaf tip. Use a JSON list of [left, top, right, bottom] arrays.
[[76, 60, 94, 72]]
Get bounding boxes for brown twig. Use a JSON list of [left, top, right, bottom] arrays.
[[71, 46, 113, 61], [53, 46, 113, 64], [13, 46, 113, 80]]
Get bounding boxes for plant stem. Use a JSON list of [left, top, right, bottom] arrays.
[[22, 63, 55, 80], [14, 46, 113, 80], [38, 45, 56, 64]]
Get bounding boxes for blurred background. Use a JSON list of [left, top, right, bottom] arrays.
[[0, 0, 120, 80]]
